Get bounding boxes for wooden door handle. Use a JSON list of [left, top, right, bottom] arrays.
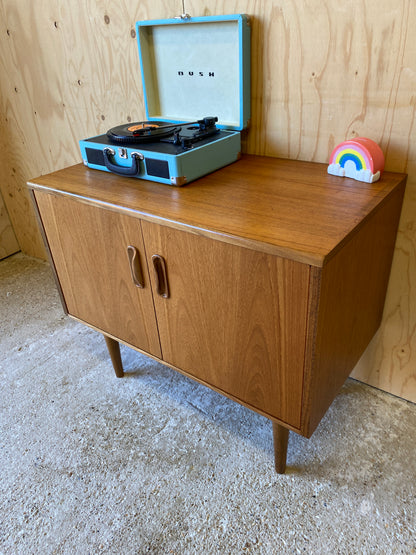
[[127, 245, 144, 288], [152, 254, 169, 298]]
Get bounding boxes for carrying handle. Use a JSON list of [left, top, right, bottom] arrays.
[[152, 254, 169, 298], [127, 246, 145, 288], [103, 148, 142, 177]]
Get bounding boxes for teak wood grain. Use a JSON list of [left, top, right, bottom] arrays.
[[28, 156, 406, 457], [141, 220, 309, 427], [301, 184, 406, 435], [27, 156, 406, 267], [34, 191, 162, 358]]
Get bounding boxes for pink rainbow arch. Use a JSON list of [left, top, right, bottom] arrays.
[[328, 138, 385, 183]]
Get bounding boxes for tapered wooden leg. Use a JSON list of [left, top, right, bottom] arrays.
[[272, 422, 289, 474], [104, 335, 124, 378]]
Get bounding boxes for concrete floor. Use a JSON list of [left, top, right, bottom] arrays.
[[1, 253, 416, 554]]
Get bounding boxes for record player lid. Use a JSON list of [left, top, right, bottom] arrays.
[[135, 14, 250, 131]]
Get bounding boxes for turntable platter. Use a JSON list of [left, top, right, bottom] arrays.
[[107, 121, 182, 144]]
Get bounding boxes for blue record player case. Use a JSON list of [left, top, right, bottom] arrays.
[[79, 14, 251, 185]]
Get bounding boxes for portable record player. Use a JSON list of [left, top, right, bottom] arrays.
[[79, 14, 250, 186]]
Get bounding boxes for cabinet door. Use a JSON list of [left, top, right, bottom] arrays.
[[142, 221, 310, 428], [34, 192, 161, 358]]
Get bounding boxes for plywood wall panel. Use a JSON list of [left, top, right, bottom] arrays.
[[0, 0, 182, 257], [351, 172, 416, 401], [0, 189, 19, 259], [0, 0, 415, 402], [188, 0, 414, 164]]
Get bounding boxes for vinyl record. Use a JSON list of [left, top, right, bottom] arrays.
[[106, 121, 181, 144]]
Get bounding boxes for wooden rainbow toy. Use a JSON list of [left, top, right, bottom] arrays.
[[327, 137, 385, 183]]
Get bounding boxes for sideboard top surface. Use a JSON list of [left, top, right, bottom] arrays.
[[28, 155, 406, 267]]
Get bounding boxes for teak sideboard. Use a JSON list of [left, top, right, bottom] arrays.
[[28, 155, 406, 473]]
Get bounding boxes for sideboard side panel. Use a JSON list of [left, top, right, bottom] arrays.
[[30, 189, 68, 314], [302, 183, 406, 437]]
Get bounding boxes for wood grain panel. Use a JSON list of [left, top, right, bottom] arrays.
[[141, 219, 310, 427], [27, 158, 406, 268], [0, 0, 415, 401], [302, 182, 406, 436], [34, 191, 162, 358]]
